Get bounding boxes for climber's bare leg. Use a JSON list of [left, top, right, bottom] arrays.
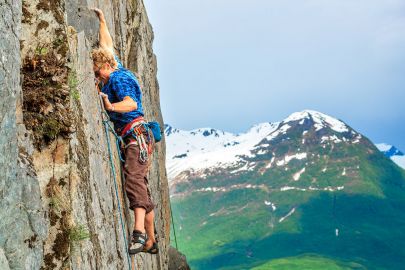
[[144, 210, 156, 249], [134, 207, 146, 233], [91, 8, 114, 54]]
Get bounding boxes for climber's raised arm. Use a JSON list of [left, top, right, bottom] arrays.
[[91, 8, 114, 54]]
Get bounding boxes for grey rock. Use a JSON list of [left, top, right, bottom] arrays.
[[1, 0, 176, 269], [0, 248, 11, 270], [1, 0, 46, 269], [169, 247, 191, 270]]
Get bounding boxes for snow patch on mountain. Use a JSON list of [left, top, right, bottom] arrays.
[[352, 134, 362, 144], [265, 157, 276, 169], [284, 110, 349, 133], [321, 135, 342, 144], [264, 201, 277, 211], [230, 162, 256, 174], [276, 153, 307, 166], [280, 186, 344, 192], [165, 122, 279, 179], [178, 183, 267, 195], [293, 167, 306, 181], [279, 207, 296, 223], [265, 123, 291, 141]]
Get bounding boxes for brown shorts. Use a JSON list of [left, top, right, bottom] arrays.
[[123, 135, 155, 213]]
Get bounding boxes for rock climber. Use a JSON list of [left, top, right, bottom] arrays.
[[91, 8, 158, 255]]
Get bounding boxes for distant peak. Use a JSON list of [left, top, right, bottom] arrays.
[[376, 143, 404, 157], [246, 122, 279, 134], [284, 110, 330, 122], [164, 124, 180, 136], [199, 128, 222, 137], [283, 110, 349, 133]]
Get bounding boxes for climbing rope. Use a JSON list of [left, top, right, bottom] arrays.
[[169, 200, 179, 250], [99, 95, 181, 259], [99, 98, 132, 270]]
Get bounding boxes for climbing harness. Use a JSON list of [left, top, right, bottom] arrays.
[[121, 119, 152, 164]]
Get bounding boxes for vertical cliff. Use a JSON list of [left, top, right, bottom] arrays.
[[1, 0, 170, 269]]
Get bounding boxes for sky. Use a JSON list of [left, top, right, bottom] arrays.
[[144, 0, 405, 150]]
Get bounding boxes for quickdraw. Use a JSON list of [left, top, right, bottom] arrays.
[[122, 123, 153, 163]]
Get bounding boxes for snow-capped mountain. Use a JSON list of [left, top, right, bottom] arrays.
[[165, 110, 364, 181], [376, 143, 405, 169], [164, 121, 280, 180], [168, 110, 405, 270]]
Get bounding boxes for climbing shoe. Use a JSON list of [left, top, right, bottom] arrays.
[[128, 230, 147, 255], [143, 242, 159, 254]]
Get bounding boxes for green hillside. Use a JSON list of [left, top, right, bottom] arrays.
[[170, 117, 405, 269]]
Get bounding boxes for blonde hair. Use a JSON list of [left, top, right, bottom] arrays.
[[91, 47, 118, 69]]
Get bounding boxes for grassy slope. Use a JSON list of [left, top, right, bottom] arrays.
[[173, 189, 405, 269]]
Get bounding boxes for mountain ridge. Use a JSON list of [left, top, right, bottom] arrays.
[[166, 110, 404, 184]]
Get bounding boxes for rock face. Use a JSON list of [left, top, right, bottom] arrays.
[[1, 0, 170, 269], [168, 247, 191, 270]]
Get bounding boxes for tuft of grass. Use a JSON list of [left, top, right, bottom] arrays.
[[68, 71, 80, 101], [49, 196, 62, 211], [35, 46, 48, 56], [71, 89, 80, 101], [47, 178, 72, 218], [52, 37, 64, 48], [39, 118, 62, 141], [69, 224, 90, 242]]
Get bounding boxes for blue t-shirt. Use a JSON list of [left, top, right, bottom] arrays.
[[101, 56, 144, 132]]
